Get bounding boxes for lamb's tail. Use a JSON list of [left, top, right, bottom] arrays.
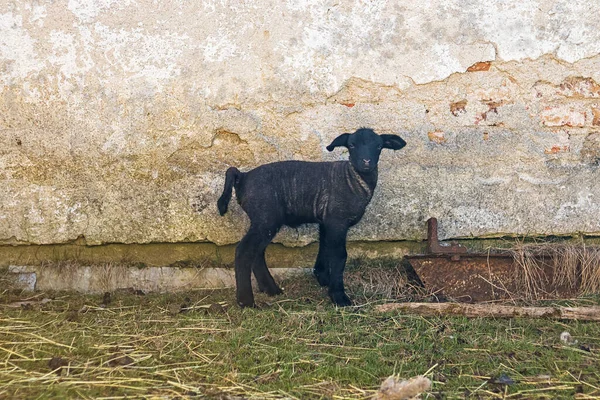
[[217, 167, 241, 216]]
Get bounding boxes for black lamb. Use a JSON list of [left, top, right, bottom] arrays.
[[217, 128, 407, 307]]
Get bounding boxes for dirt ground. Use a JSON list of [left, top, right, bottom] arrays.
[[1, 260, 600, 399]]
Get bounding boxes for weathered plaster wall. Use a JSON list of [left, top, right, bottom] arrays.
[[1, 0, 600, 247]]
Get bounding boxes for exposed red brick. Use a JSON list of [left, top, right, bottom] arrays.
[[474, 100, 507, 125], [540, 106, 586, 127], [592, 107, 600, 126], [485, 100, 503, 114], [545, 145, 570, 154], [559, 76, 600, 98], [428, 131, 446, 144], [467, 61, 491, 72], [450, 99, 467, 116], [341, 102, 355, 108]]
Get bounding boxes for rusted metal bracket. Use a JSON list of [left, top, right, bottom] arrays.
[[406, 218, 578, 302], [426, 217, 467, 260]]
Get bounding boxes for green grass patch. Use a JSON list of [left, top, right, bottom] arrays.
[[1, 263, 600, 399]]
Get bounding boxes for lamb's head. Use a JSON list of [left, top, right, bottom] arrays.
[[326, 128, 407, 173]]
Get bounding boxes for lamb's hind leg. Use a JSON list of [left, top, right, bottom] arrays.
[[235, 227, 258, 308], [252, 225, 283, 296], [235, 222, 279, 307]]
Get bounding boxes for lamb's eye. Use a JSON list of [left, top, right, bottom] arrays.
[[348, 144, 355, 149]]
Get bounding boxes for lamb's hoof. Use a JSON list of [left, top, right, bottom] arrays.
[[257, 281, 284, 296], [329, 291, 352, 307], [237, 293, 256, 308], [237, 301, 257, 308], [263, 285, 283, 297], [313, 269, 330, 287]]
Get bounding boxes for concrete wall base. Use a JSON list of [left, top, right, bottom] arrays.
[[6, 264, 311, 294]]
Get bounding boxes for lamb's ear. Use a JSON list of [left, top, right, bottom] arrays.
[[381, 134, 407, 150], [326, 133, 351, 152]]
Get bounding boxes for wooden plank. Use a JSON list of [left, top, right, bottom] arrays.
[[375, 303, 600, 321]]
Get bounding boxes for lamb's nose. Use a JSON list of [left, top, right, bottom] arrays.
[[363, 159, 370, 165]]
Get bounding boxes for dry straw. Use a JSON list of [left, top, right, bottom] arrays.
[[509, 242, 600, 300]]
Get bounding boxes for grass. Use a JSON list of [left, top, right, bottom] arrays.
[[1, 260, 600, 399]]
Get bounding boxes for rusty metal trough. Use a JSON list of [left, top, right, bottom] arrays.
[[406, 218, 577, 302]]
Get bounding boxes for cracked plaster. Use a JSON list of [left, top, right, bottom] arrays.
[[1, 0, 600, 248]]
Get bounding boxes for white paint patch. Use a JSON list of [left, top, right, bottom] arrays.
[[0, 12, 43, 86], [93, 23, 188, 92], [202, 30, 241, 62], [68, 0, 135, 23], [278, 1, 395, 93], [414, 43, 462, 84], [25, 3, 47, 27], [474, 1, 600, 62], [49, 30, 95, 81]]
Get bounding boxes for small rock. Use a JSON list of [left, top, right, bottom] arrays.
[[374, 375, 432, 400], [560, 331, 577, 345], [48, 357, 69, 376]]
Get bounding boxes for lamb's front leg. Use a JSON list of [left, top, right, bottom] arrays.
[[313, 224, 330, 287], [323, 222, 352, 307]]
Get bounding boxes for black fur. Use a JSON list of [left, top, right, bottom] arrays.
[[217, 167, 241, 216], [217, 128, 407, 307]]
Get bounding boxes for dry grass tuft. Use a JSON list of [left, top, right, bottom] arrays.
[[510, 243, 549, 300], [509, 242, 600, 299], [0, 268, 13, 292]]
